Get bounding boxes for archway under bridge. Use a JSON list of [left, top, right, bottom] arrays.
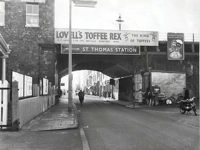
[[57, 53, 146, 78], [56, 46, 150, 102]]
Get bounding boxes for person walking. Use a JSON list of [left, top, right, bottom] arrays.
[[183, 88, 190, 100], [78, 90, 85, 105], [145, 88, 152, 106]]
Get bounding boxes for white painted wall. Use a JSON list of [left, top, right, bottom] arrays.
[[18, 95, 55, 128]]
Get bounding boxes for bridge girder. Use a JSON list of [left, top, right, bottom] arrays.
[[57, 54, 144, 78]]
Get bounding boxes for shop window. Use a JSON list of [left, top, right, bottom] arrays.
[[0, 2, 5, 26], [26, 4, 39, 27]]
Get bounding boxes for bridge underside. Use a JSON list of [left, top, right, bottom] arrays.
[[55, 43, 199, 96], [57, 54, 146, 78]]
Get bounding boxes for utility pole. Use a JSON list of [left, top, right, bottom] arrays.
[[67, 0, 97, 112], [68, 0, 73, 112], [192, 33, 195, 53]]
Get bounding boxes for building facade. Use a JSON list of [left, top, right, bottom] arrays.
[[0, 0, 55, 85]]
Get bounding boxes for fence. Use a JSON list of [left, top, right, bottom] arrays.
[[0, 81, 10, 129]]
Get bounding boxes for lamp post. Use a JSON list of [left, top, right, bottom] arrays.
[[116, 14, 124, 31], [68, 0, 97, 112]]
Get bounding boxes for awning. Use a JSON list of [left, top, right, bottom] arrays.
[[0, 33, 11, 57]]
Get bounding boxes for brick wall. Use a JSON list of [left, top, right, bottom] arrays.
[[0, 0, 55, 84]]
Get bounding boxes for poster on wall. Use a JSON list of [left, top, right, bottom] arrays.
[[12, 71, 24, 97], [134, 74, 143, 103], [151, 72, 186, 98], [39, 79, 43, 95], [24, 75, 32, 97], [43, 78, 48, 95], [167, 33, 184, 60]]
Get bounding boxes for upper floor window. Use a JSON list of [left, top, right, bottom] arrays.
[[22, 0, 46, 3], [0, 2, 5, 26], [26, 4, 39, 27]]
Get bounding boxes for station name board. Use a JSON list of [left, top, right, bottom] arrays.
[[61, 45, 140, 55], [55, 29, 158, 46]]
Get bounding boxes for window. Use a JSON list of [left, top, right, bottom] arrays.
[[22, 0, 46, 3], [0, 2, 5, 26], [26, 4, 39, 27]]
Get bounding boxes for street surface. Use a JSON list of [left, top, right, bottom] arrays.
[[76, 95, 199, 150], [0, 95, 199, 150]]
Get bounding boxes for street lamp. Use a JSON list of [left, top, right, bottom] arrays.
[[116, 14, 124, 31], [68, 0, 97, 112]]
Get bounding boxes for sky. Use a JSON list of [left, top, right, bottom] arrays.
[[55, 0, 200, 39], [57, 0, 199, 87]]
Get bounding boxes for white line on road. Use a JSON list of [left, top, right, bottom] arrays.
[[80, 127, 90, 150]]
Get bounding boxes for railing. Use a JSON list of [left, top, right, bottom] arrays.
[[159, 33, 200, 42], [0, 81, 10, 130]]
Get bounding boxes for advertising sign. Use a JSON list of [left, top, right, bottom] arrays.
[[24, 75, 32, 97], [134, 74, 143, 103], [151, 72, 186, 98], [55, 28, 158, 46], [60, 83, 65, 86], [61, 44, 140, 55], [43, 78, 48, 95], [167, 33, 184, 60], [12, 71, 24, 98], [39, 79, 43, 95]]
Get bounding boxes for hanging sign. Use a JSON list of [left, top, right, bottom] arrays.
[[61, 44, 140, 55], [167, 33, 184, 60], [55, 28, 158, 46]]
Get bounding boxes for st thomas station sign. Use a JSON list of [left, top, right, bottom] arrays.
[[54, 28, 159, 55]]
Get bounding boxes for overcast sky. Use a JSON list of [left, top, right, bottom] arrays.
[[55, 0, 200, 40]]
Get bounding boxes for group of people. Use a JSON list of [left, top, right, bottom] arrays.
[[144, 88, 156, 106], [140, 87, 191, 106]]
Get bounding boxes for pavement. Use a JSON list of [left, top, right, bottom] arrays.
[[22, 96, 79, 131], [107, 99, 199, 113], [0, 96, 82, 150]]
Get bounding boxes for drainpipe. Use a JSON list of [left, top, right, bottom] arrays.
[[144, 46, 148, 71], [1, 56, 7, 83]]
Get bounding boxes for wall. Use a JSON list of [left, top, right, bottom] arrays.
[[18, 95, 55, 128], [119, 77, 133, 101], [148, 53, 199, 97], [0, 0, 55, 84]]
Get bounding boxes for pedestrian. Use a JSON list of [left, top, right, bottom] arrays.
[[138, 89, 144, 103], [57, 88, 62, 98], [183, 88, 190, 100], [145, 88, 152, 106], [78, 90, 85, 105]]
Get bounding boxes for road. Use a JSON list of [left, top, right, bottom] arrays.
[[76, 95, 199, 150], [0, 95, 198, 150]]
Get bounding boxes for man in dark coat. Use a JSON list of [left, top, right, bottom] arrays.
[[184, 88, 190, 100], [78, 90, 85, 105]]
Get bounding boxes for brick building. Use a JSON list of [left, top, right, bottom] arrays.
[[0, 0, 55, 85]]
